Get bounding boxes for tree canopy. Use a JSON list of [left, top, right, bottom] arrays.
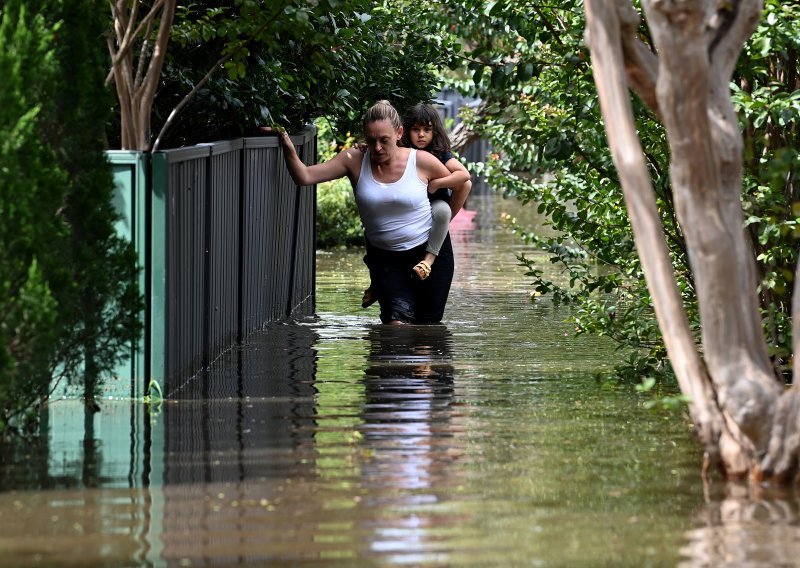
[[421, 1, 798, 388], [365, 0, 798, 479], [108, 0, 456, 149]]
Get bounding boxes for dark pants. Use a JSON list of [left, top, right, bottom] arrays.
[[365, 234, 454, 324]]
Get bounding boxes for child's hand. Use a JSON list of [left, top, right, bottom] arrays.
[[351, 141, 367, 153]]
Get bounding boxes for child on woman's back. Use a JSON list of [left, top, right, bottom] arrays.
[[402, 103, 472, 279], [362, 103, 472, 308]]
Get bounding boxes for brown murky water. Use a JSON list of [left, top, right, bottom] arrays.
[[2, 195, 799, 567]]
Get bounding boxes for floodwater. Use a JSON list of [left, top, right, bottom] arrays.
[[2, 195, 800, 566]]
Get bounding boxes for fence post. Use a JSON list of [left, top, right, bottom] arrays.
[[106, 151, 149, 399], [149, 152, 168, 388]]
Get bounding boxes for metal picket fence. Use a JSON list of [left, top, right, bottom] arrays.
[[106, 127, 317, 397]]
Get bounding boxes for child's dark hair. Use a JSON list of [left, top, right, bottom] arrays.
[[401, 103, 450, 160]]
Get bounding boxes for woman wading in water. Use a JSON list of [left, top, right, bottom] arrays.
[[267, 100, 467, 324]]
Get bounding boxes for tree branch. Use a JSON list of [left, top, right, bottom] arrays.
[[133, 17, 155, 92], [612, 0, 661, 117], [152, 52, 230, 151], [530, 3, 563, 45], [136, 0, 176, 150], [707, 0, 762, 80], [105, 0, 164, 85], [151, 0, 290, 150]]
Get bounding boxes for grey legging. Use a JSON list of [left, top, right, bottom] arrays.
[[426, 199, 451, 256]]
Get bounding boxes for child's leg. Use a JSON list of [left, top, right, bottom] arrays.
[[362, 240, 378, 308], [413, 199, 451, 280], [426, 199, 452, 260]]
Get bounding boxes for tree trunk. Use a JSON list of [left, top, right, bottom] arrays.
[[583, 0, 800, 482], [450, 101, 487, 155], [107, 0, 176, 151]]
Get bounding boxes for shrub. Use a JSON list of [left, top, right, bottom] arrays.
[[0, 1, 141, 437], [317, 177, 364, 248], [314, 118, 364, 248]]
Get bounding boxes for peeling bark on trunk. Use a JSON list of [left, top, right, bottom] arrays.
[[449, 100, 488, 155], [583, 0, 798, 482]]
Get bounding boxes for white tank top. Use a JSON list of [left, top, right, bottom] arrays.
[[355, 149, 432, 251]]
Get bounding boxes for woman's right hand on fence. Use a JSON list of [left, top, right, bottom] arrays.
[[259, 126, 291, 149]]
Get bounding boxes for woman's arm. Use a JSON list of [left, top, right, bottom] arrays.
[[264, 128, 359, 186], [427, 156, 471, 194]]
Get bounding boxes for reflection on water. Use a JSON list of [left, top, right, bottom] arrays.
[[360, 326, 468, 564], [161, 323, 319, 485], [0, 195, 797, 566], [680, 486, 800, 567], [361, 325, 458, 493]]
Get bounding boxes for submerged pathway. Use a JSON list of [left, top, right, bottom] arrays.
[[3, 195, 796, 566]]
